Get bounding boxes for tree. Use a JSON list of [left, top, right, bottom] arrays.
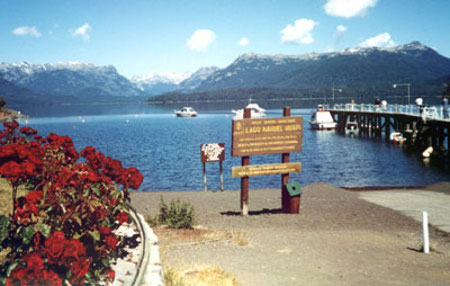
[[0, 97, 6, 109]]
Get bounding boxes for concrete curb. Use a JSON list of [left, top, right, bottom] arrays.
[[129, 209, 164, 286]]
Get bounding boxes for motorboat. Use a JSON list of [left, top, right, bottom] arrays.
[[390, 132, 406, 144], [308, 105, 337, 130], [232, 101, 266, 119], [345, 120, 359, 134], [174, 107, 197, 117]]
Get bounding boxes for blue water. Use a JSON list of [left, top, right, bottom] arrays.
[[17, 105, 450, 191]]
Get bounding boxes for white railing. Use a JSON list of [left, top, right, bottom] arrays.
[[331, 103, 450, 121]]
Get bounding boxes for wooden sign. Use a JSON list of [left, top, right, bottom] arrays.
[[232, 117, 302, 156], [201, 143, 225, 162], [232, 162, 301, 178]]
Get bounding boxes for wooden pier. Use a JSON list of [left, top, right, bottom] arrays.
[[329, 104, 450, 156]]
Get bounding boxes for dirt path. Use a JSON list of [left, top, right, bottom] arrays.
[[131, 182, 450, 285]]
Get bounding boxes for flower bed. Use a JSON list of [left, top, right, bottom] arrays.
[[0, 121, 144, 285]]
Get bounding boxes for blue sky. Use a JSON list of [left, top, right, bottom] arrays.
[[1, 0, 449, 78]]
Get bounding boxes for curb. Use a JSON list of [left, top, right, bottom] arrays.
[[129, 208, 164, 286]]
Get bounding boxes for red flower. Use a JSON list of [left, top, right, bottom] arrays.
[[105, 234, 118, 250], [122, 167, 144, 190], [62, 239, 86, 261], [70, 258, 90, 284], [24, 252, 45, 277], [116, 211, 129, 224], [99, 226, 112, 235], [44, 231, 66, 264], [0, 161, 21, 181], [106, 269, 115, 281], [20, 127, 38, 136]]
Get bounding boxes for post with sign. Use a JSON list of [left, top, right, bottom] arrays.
[[201, 143, 225, 191], [231, 106, 303, 215]]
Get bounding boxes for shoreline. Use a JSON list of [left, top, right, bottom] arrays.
[[131, 182, 450, 285]]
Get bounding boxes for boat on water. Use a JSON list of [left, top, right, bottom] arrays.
[[232, 101, 266, 119], [174, 107, 198, 117], [308, 105, 337, 130], [345, 120, 359, 134], [390, 132, 406, 144]]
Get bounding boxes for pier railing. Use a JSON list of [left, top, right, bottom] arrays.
[[330, 103, 450, 121]]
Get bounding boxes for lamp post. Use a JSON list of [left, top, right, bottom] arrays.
[[332, 84, 342, 102], [393, 83, 411, 105]]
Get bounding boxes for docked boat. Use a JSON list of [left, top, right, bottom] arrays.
[[232, 101, 266, 119], [345, 120, 359, 134], [308, 105, 337, 130], [174, 107, 197, 117], [390, 132, 406, 144]]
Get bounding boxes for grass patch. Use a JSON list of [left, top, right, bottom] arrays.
[[165, 266, 238, 286], [147, 197, 196, 229]]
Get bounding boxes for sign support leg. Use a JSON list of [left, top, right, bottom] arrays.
[[220, 161, 224, 192], [203, 162, 207, 192], [241, 156, 250, 215], [282, 107, 291, 213], [241, 107, 251, 216]]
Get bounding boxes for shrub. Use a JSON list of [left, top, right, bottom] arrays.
[[0, 120, 144, 285], [155, 197, 196, 229]]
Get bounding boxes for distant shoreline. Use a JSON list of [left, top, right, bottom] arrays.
[[0, 107, 27, 122]]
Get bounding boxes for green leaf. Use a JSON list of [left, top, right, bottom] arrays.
[[92, 185, 101, 196], [88, 230, 100, 241], [35, 223, 51, 238], [0, 215, 10, 244], [7, 262, 19, 277], [22, 226, 36, 245], [101, 258, 110, 267]]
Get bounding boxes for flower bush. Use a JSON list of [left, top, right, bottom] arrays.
[[0, 120, 144, 285]]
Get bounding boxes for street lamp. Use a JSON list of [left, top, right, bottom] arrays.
[[332, 85, 342, 102], [393, 83, 411, 105]]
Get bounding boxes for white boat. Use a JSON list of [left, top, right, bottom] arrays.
[[232, 101, 266, 119], [174, 107, 197, 117], [308, 105, 337, 130], [345, 120, 359, 134], [390, 132, 406, 144]]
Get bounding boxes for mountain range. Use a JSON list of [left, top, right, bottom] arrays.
[[1, 41, 450, 107]]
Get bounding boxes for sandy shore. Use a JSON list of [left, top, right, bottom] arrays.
[[131, 182, 450, 285]]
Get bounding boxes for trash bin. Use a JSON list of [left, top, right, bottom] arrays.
[[285, 182, 302, 214]]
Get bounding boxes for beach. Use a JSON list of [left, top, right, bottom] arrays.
[[131, 182, 450, 285]]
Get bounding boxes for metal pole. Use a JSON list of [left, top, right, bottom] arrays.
[[281, 107, 291, 213], [203, 162, 207, 191], [220, 161, 223, 192], [408, 84, 411, 106]]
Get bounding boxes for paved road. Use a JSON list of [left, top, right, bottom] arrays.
[[359, 190, 450, 233]]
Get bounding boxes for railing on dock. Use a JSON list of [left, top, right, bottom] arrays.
[[330, 103, 450, 121]]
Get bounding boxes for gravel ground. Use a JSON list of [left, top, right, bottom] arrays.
[[131, 182, 450, 286]]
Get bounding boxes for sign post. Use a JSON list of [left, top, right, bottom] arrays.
[[201, 143, 225, 192], [241, 108, 251, 215], [231, 106, 303, 215]]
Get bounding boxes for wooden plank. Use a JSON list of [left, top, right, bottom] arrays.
[[232, 162, 301, 178], [232, 117, 303, 156]]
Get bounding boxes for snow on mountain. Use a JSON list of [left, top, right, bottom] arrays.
[[131, 72, 192, 95], [197, 41, 450, 91], [177, 66, 219, 91], [0, 62, 141, 98]]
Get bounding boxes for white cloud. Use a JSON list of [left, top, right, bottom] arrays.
[[324, 0, 377, 18], [281, 18, 318, 45], [237, 37, 249, 47], [332, 25, 347, 51], [336, 25, 347, 33], [186, 29, 216, 52], [12, 26, 41, 37], [359, 32, 396, 48], [71, 23, 92, 41]]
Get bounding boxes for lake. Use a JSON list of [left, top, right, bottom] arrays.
[[16, 103, 450, 191]]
